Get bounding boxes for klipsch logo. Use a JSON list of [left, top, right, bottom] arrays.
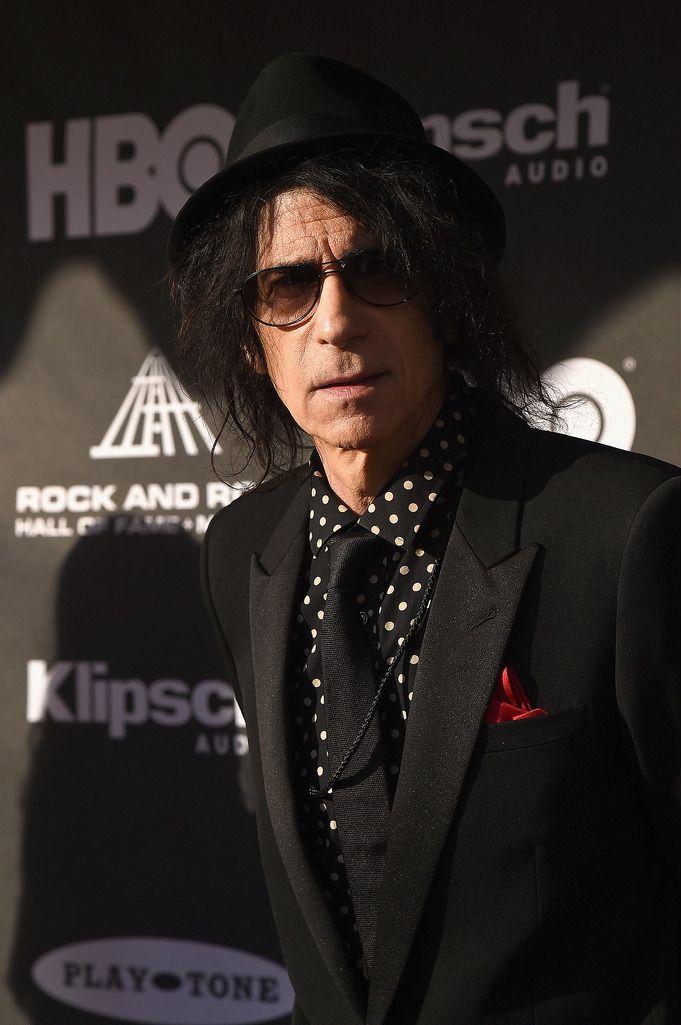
[[32, 937, 294, 1024], [90, 347, 220, 460], [27, 660, 247, 756], [424, 80, 610, 187]]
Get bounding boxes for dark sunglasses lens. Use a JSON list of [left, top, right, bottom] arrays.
[[244, 264, 319, 325], [343, 251, 412, 305]]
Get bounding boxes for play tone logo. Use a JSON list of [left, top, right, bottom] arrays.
[[90, 347, 220, 460], [32, 937, 294, 1024]]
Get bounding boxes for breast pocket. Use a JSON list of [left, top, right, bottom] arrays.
[[478, 705, 586, 753]]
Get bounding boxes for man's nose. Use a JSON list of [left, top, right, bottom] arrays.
[[312, 270, 368, 348]]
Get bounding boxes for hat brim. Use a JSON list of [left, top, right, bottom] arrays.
[[168, 131, 505, 265]]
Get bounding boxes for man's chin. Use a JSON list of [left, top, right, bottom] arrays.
[[312, 424, 390, 455]]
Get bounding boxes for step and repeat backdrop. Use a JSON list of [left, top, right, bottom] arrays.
[[2, 3, 679, 1024]]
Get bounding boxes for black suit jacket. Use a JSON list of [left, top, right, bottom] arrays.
[[202, 417, 680, 1025]]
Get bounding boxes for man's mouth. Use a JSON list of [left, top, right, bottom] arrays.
[[316, 372, 385, 390]]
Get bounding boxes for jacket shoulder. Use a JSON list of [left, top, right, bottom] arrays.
[[203, 466, 308, 570], [200, 467, 309, 675], [525, 425, 680, 498], [516, 425, 680, 563]]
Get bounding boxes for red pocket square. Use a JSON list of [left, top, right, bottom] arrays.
[[483, 667, 548, 724]]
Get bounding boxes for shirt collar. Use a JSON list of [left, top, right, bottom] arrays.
[[307, 379, 474, 555]]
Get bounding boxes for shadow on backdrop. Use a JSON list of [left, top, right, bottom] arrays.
[[8, 522, 288, 1025]]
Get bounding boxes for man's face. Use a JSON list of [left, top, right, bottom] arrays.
[[254, 188, 447, 458]]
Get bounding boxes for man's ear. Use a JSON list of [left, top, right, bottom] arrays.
[[245, 341, 268, 376]]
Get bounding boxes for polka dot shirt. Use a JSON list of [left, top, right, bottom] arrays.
[[288, 384, 475, 975]]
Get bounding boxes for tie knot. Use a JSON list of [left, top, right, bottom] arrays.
[[327, 531, 385, 591]]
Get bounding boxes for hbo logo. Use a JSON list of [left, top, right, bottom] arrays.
[[26, 106, 234, 240]]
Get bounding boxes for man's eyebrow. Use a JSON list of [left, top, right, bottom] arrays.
[[257, 255, 320, 271], [258, 246, 376, 271]]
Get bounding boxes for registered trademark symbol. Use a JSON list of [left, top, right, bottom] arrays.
[[622, 356, 637, 373]]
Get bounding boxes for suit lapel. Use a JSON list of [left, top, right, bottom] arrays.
[[368, 416, 538, 1025], [249, 479, 366, 1023]]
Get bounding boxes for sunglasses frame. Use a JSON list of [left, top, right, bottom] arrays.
[[236, 248, 416, 327]]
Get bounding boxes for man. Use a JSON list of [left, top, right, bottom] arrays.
[[169, 54, 680, 1025]]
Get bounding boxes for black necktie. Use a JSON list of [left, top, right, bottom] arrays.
[[320, 530, 391, 975]]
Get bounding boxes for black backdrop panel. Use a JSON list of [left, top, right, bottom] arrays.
[[2, 3, 679, 1024]]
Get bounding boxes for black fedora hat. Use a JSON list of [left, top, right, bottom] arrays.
[[168, 53, 505, 264]]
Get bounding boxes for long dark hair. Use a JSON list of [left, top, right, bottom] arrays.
[[169, 146, 548, 485]]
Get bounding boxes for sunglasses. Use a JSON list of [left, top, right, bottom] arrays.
[[237, 248, 416, 327]]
